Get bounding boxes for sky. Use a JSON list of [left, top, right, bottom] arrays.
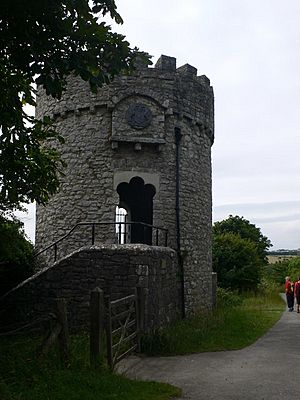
[[18, 0, 300, 250]]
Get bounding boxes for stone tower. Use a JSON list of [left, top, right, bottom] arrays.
[[36, 55, 214, 313]]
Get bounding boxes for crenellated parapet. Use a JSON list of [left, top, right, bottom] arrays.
[[37, 55, 214, 148]]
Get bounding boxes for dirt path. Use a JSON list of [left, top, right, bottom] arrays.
[[119, 307, 300, 399]]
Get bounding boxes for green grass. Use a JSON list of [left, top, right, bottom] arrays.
[[0, 290, 285, 399], [141, 290, 285, 355], [0, 333, 181, 400]]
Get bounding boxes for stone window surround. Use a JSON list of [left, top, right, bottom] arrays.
[[113, 171, 160, 193]]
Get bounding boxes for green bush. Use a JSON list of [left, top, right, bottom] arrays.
[[0, 378, 15, 400], [263, 257, 300, 288], [213, 232, 262, 291], [0, 215, 35, 296], [141, 328, 172, 355], [213, 215, 271, 264], [216, 287, 242, 308], [263, 262, 287, 286], [287, 257, 300, 282]]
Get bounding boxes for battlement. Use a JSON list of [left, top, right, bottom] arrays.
[[155, 55, 177, 71], [134, 55, 211, 87]]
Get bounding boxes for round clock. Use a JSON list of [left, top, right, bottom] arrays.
[[126, 103, 152, 129]]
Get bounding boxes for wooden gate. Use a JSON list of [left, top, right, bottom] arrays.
[[105, 288, 143, 371]]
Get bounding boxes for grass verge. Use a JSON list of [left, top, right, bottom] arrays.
[[141, 290, 285, 355], [0, 333, 181, 400]]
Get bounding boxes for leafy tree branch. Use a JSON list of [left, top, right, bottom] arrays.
[[0, 0, 149, 213]]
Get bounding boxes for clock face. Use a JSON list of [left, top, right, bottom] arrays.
[[126, 103, 153, 129]]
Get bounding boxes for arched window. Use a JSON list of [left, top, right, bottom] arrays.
[[115, 206, 128, 244]]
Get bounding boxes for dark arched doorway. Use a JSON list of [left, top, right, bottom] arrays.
[[117, 177, 156, 244]]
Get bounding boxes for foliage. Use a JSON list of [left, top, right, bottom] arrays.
[[212, 232, 262, 291], [0, 334, 180, 400], [0, 0, 149, 213], [264, 257, 300, 287], [0, 215, 34, 296], [141, 328, 172, 356], [286, 257, 300, 281], [213, 215, 272, 264], [141, 290, 284, 356], [216, 287, 242, 308], [263, 260, 290, 287]]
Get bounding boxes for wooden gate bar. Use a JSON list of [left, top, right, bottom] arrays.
[[115, 343, 137, 364], [110, 294, 135, 306], [112, 319, 136, 335]]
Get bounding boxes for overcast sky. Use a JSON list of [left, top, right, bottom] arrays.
[[18, 0, 300, 250]]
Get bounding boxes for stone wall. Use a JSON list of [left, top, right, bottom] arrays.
[[35, 54, 214, 313], [0, 245, 181, 331]]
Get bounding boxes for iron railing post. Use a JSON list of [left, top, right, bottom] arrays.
[[54, 243, 57, 262], [36, 222, 169, 262], [92, 223, 95, 245], [118, 223, 122, 244]]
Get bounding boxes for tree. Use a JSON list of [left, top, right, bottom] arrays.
[[0, 0, 148, 214], [212, 232, 262, 291], [213, 215, 272, 265], [264, 257, 300, 288], [0, 215, 34, 296]]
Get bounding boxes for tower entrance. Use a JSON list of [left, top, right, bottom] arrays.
[[116, 177, 156, 245]]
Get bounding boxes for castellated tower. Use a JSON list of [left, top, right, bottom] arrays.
[[36, 55, 214, 314]]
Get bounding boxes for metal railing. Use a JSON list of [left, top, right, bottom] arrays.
[[35, 221, 168, 262]]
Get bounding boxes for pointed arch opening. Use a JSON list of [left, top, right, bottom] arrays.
[[116, 176, 156, 244]]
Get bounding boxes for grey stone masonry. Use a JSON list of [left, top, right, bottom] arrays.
[[35, 54, 214, 314], [1, 245, 181, 331]]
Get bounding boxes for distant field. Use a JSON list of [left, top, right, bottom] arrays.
[[267, 255, 298, 264]]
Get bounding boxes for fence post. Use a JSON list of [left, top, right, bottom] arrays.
[[105, 294, 113, 370], [56, 298, 70, 366], [90, 287, 104, 368]]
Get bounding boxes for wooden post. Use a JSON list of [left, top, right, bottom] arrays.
[[56, 298, 70, 366], [90, 287, 104, 368], [105, 294, 113, 370]]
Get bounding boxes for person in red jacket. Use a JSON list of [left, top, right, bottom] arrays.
[[285, 276, 294, 311], [294, 277, 300, 313]]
